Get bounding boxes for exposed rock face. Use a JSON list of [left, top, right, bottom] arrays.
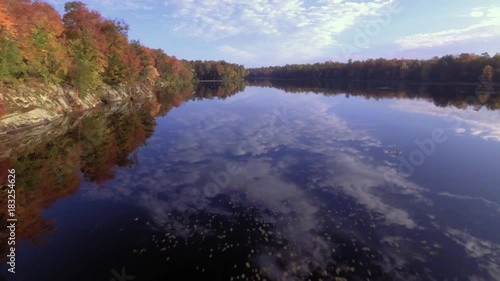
[[0, 83, 155, 132]]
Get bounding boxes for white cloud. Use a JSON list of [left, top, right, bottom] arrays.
[[165, 0, 398, 62], [395, 6, 500, 50], [219, 45, 256, 60], [470, 10, 485, 18]]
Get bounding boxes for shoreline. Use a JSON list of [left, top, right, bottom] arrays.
[[0, 83, 156, 133], [247, 77, 500, 87]]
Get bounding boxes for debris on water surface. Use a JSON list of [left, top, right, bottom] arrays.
[[387, 149, 402, 157]]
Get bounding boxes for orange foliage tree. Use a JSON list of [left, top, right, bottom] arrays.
[[0, 0, 242, 92]]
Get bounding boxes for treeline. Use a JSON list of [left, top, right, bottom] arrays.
[[0, 0, 247, 95], [187, 60, 248, 81], [248, 53, 500, 83]]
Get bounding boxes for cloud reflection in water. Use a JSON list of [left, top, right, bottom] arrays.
[[84, 89, 500, 280]]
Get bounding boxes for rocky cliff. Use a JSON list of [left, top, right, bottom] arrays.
[[0, 83, 155, 132]]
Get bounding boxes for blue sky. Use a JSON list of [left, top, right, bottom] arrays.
[[47, 0, 500, 67]]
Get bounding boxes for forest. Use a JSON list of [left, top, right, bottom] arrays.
[[188, 60, 248, 81], [248, 54, 500, 83], [0, 0, 247, 94]]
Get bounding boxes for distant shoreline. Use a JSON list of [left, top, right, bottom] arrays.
[[247, 77, 500, 87]]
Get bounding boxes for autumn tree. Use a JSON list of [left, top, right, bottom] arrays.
[[101, 19, 141, 84], [482, 65, 494, 83], [27, 1, 69, 82], [129, 40, 157, 85], [63, 1, 107, 93], [0, 0, 243, 90], [0, 1, 15, 36], [0, 1, 24, 81]]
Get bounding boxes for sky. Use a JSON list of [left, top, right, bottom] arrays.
[[46, 0, 500, 67]]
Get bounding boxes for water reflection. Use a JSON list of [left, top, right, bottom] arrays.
[[250, 79, 500, 111], [0, 102, 155, 258], [83, 89, 437, 280], [0, 83, 248, 266], [1, 82, 499, 281], [391, 100, 500, 142]]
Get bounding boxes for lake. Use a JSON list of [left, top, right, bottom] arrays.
[[1, 81, 499, 281]]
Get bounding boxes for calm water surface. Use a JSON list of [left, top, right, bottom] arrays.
[[1, 83, 500, 281]]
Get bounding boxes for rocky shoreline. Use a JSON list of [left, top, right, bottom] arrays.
[[0, 83, 155, 133]]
